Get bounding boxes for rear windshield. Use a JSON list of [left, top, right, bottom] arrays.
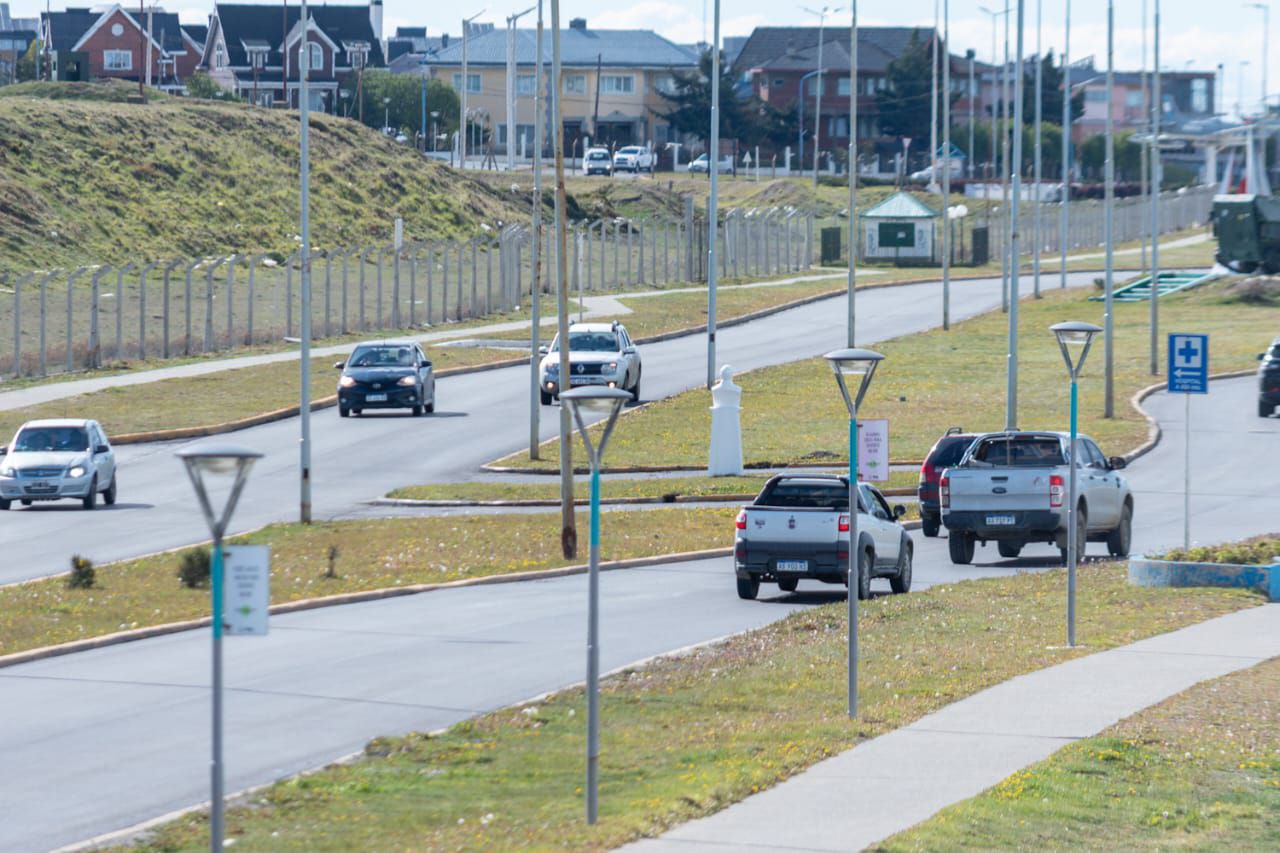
[[14, 426, 89, 452], [929, 437, 973, 468], [968, 436, 1065, 467], [756, 479, 849, 509], [587, 151, 609, 160]]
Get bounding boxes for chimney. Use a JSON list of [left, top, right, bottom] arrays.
[[441, 33, 449, 49], [369, 0, 383, 44], [569, 17, 587, 30]]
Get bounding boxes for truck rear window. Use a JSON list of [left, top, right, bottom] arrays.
[[969, 436, 1065, 467], [756, 479, 849, 509]]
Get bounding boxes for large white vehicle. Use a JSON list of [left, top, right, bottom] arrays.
[[940, 431, 1133, 565], [733, 474, 913, 600], [0, 419, 118, 510], [612, 145, 654, 173], [538, 321, 642, 404], [584, 147, 613, 176]]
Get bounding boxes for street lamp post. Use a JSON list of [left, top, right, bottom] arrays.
[[383, 95, 391, 132], [176, 443, 262, 852], [506, 6, 535, 171], [299, 0, 313, 524], [824, 347, 884, 719], [1103, 0, 1115, 418], [1050, 322, 1101, 648], [529, 0, 545, 458], [1150, 0, 1162, 375], [1060, 0, 1071, 290], [707, 0, 722, 388], [848, 2, 858, 346], [1246, 3, 1269, 113], [1007, 0, 1025, 431], [560, 386, 631, 824], [801, 5, 841, 188], [431, 110, 440, 151], [460, 10, 485, 170]]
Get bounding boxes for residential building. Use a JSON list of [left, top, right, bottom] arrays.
[[39, 5, 203, 90], [0, 3, 38, 32], [0, 27, 35, 84], [419, 17, 697, 154], [200, 2, 386, 110], [1069, 57, 1217, 143]]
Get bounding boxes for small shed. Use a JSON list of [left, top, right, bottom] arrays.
[[862, 192, 939, 262]]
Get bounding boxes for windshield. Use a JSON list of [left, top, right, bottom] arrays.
[[619, 147, 640, 154], [550, 331, 621, 353], [349, 345, 415, 368], [970, 436, 1065, 467], [756, 479, 850, 509], [14, 426, 89, 453]]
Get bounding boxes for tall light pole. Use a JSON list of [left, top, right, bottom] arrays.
[[1238, 59, 1251, 118], [1032, 0, 1042, 299], [847, 2, 859, 346], [707, 0, 722, 388], [507, 6, 535, 171], [529, 0, 545, 458], [968, 48, 976, 181], [941, 0, 951, 330], [299, 0, 313, 524], [1000, 1, 1010, 315], [1006, 0, 1024, 432], [1150, 0, 1162, 376], [979, 6, 1005, 237], [929, 0, 939, 191], [801, 5, 840, 187], [1103, 0, 1115, 419], [551, 0, 576, 559], [1246, 3, 1270, 113], [1060, 0, 1071, 290], [460, 10, 485, 171]]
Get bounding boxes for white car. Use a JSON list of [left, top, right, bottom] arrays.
[[733, 474, 912, 600], [613, 145, 654, 173], [0, 419, 118, 510], [688, 153, 732, 174], [584, 147, 613, 176], [538, 321, 642, 404]]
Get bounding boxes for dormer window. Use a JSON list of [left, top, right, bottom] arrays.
[[307, 42, 323, 73], [344, 41, 370, 70], [214, 44, 225, 69]]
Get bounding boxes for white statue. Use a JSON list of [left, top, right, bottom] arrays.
[[708, 364, 744, 476]]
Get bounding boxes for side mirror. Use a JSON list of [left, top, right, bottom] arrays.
[[893, 504, 907, 519], [422, 360, 433, 369], [623, 346, 637, 355], [538, 345, 549, 355], [1109, 456, 1127, 470], [334, 361, 345, 370], [94, 444, 110, 455], [0, 446, 7, 456]]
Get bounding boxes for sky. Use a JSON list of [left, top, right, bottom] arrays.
[[8, 1, 1269, 115]]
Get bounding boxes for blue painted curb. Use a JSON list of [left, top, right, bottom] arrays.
[[1129, 556, 1280, 602]]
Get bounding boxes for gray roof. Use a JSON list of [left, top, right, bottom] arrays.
[[733, 25, 976, 77], [427, 26, 697, 69], [862, 192, 938, 219]]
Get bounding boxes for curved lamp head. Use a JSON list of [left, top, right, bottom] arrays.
[[176, 443, 263, 538], [1051, 321, 1103, 378], [824, 348, 885, 415], [560, 387, 632, 464]]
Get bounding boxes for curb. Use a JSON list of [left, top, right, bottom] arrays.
[[482, 459, 925, 475], [1123, 369, 1257, 465], [374, 486, 916, 508]]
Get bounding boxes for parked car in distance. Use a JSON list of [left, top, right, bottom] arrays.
[[584, 147, 613, 176], [940, 431, 1133, 565], [1258, 336, 1280, 417], [538, 321, 641, 404], [336, 341, 436, 417], [0, 419, 118, 510], [917, 427, 978, 537], [688, 153, 732, 174], [733, 474, 912, 600], [612, 145, 654, 173]]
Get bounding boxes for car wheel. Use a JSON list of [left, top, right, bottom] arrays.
[[1107, 502, 1133, 558], [948, 531, 975, 564], [857, 549, 873, 600], [339, 406, 350, 418], [890, 540, 913, 594], [104, 473, 117, 506], [1060, 505, 1088, 565], [997, 540, 1023, 559], [353, 409, 362, 416], [921, 514, 940, 538], [82, 477, 97, 510], [540, 389, 554, 405], [412, 404, 424, 417], [0, 498, 8, 510], [777, 578, 799, 593], [736, 577, 759, 600], [630, 370, 641, 402], [1261, 400, 1274, 418], [425, 399, 435, 414]]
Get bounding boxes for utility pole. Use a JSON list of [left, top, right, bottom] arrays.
[[1247, 3, 1269, 113], [1006, 0, 1024, 431], [461, 11, 485, 170], [1032, 0, 1042, 299], [144, 2, 154, 90], [802, 6, 838, 187], [707, 0, 721, 387], [968, 49, 975, 181], [1103, 0, 1115, 418], [551, 0, 576, 558], [847, 1, 858, 347], [507, 6, 534, 171], [1000, 1, 1010, 315], [942, 0, 951, 330], [1150, 0, 1162, 375], [930, 0, 939, 191], [1060, 0, 1071, 289], [530, 0, 544, 459], [300, 0, 313, 523], [137, 0, 146, 100], [1141, 0, 1149, 275], [591, 52, 602, 139]]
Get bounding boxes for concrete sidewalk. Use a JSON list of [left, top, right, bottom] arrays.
[[626, 602, 1280, 852]]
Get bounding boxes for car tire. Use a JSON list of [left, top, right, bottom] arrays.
[[630, 371, 641, 402], [540, 389, 553, 405], [1059, 505, 1088, 565], [890, 540, 913, 594], [1107, 502, 1133, 558], [82, 477, 97, 510], [736, 577, 759, 600], [997, 540, 1023, 559], [777, 578, 799, 593], [353, 409, 362, 416], [921, 514, 940, 538], [412, 404, 424, 417], [857, 549, 873, 600], [339, 406, 350, 418], [104, 474, 117, 506], [1261, 400, 1274, 418], [20, 499, 31, 507], [425, 399, 435, 414], [948, 532, 975, 565], [0, 498, 8, 510]]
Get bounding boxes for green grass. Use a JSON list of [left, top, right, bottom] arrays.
[[1153, 533, 1280, 566], [495, 280, 1273, 471], [878, 655, 1280, 851], [0, 507, 736, 658], [121, 563, 1260, 851]]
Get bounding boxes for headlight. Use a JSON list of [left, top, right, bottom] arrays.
[[68, 466, 87, 478], [338, 376, 356, 388], [0, 466, 13, 478], [606, 362, 619, 373], [397, 375, 417, 386]]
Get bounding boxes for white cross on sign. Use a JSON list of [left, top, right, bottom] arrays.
[[1172, 335, 1203, 369]]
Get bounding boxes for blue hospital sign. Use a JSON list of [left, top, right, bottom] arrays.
[[1168, 334, 1208, 394]]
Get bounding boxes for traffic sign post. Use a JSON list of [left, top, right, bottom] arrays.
[[1168, 334, 1208, 549]]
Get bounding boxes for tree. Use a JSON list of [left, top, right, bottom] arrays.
[[876, 30, 950, 144], [1022, 51, 1084, 125], [1078, 131, 1142, 181], [357, 70, 458, 139], [656, 49, 795, 151], [16, 38, 40, 82], [185, 71, 221, 99]]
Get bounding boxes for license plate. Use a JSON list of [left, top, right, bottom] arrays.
[[31, 481, 48, 489], [365, 393, 387, 402], [776, 560, 808, 572], [986, 514, 1016, 526]]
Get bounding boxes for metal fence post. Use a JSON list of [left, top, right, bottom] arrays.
[[115, 262, 136, 361], [470, 238, 479, 319], [138, 261, 159, 360], [441, 242, 449, 323], [285, 252, 295, 338], [183, 258, 201, 356], [246, 254, 266, 345], [223, 254, 239, 350], [88, 265, 113, 370], [393, 227, 403, 330], [456, 239, 464, 321], [425, 242, 435, 326], [486, 237, 494, 315], [38, 271, 52, 377], [204, 257, 225, 352], [67, 267, 89, 372], [409, 244, 420, 328], [11, 272, 32, 377], [359, 246, 373, 330]]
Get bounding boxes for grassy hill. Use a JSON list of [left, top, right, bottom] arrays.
[[0, 82, 527, 274]]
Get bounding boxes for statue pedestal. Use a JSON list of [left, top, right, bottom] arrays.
[[708, 365, 743, 476]]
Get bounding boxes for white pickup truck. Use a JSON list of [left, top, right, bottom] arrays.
[[733, 474, 913, 600], [940, 431, 1133, 565]]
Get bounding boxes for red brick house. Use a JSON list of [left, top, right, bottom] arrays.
[[41, 5, 202, 91]]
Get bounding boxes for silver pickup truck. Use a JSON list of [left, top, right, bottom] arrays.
[[733, 474, 913, 600], [940, 431, 1133, 565]]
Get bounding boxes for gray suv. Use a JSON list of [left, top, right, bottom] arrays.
[[0, 419, 118, 510], [538, 321, 641, 404]]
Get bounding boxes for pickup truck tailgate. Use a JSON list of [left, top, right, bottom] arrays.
[[946, 468, 1052, 511], [741, 507, 840, 543]]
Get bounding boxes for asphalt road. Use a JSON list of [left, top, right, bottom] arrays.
[[3, 372, 1274, 851], [0, 272, 1101, 586]]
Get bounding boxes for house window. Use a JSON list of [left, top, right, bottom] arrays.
[[600, 74, 633, 94], [452, 72, 481, 93], [828, 116, 849, 137], [1191, 77, 1209, 113], [773, 78, 785, 87], [837, 76, 850, 96], [516, 74, 536, 95], [1125, 89, 1143, 108], [248, 48, 267, 70], [307, 42, 323, 73], [349, 46, 369, 70], [1085, 88, 1107, 102], [214, 44, 225, 69], [103, 50, 132, 71], [564, 74, 586, 94]]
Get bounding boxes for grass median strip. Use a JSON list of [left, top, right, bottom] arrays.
[[121, 563, 1259, 851], [878, 655, 1280, 850], [496, 279, 1271, 471], [0, 508, 734, 658]]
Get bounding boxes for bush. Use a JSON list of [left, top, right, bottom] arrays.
[[1155, 536, 1280, 566], [67, 554, 95, 589], [178, 548, 211, 588]]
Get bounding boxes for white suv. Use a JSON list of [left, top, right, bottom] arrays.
[[0, 419, 118, 510], [584, 147, 613, 176], [613, 146, 654, 173], [538, 321, 642, 404]]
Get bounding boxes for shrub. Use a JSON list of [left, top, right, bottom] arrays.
[[178, 548, 211, 588], [1155, 537, 1280, 566], [67, 554, 95, 589]]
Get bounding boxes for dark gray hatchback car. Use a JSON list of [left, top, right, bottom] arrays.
[[336, 341, 436, 417]]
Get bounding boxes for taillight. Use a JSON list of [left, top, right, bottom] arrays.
[[735, 509, 747, 530], [1050, 475, 1064, 508], [838, 513, 850, 532], [940, 475, 950, 508]]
